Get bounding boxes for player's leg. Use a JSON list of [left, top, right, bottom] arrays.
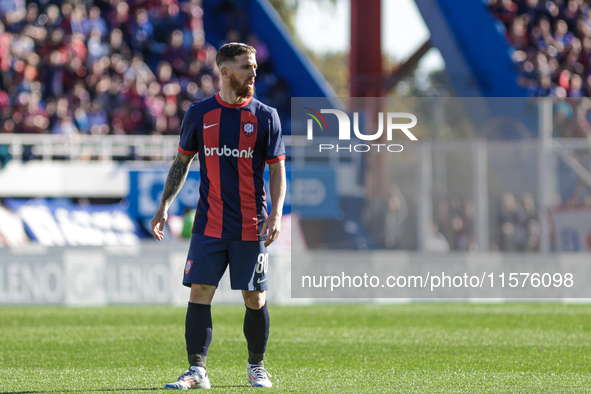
[[165, 235, 228, 390], [186, 283, 216, 370], [242, 290, 269, 365], [242, 290, 272, 387], [165, 284, 216, 390], [228, 241, 272, 387]]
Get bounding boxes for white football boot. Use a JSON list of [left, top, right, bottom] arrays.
[[247, 364, 272, 388], [164, 366, 211, 390]]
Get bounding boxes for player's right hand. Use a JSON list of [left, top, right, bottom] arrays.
[[151, 208, 168, 241]]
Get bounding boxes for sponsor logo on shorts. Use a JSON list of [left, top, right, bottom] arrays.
[[257, 277, 267, 284], [185, 259, 193, 275]]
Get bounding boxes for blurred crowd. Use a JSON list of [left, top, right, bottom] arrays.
[[494, 191, 541, 251], [433, 197, 477, 252], [364, 183, 542, 252], [432, 192, 540, 253], [488, 0, 591, 137], [488, 0, 591, 97], [0, 0, 289, 137]]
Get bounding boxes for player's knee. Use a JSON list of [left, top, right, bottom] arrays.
[[243, 291, 266, 310], [190, 283, 216, 304]]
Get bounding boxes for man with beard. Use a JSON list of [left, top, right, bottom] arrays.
[[151, 42, 286, 389]]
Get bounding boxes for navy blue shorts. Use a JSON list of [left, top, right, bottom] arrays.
[[183, 234, 269, 291]]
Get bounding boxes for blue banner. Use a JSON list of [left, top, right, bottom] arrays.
[[4, 198, 142, 246], [128, 168, 295, 220], [128, 170, 202, 220], [291, 167, 340, 219]]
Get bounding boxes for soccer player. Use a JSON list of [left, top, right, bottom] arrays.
[[150, 42, 286, 390]]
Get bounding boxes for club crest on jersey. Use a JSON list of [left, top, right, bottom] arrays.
[[185, 259, 193, 275], [242, 121, 257, 137]]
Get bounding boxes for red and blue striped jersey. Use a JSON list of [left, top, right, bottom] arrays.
[[178, 93, 286, 241]]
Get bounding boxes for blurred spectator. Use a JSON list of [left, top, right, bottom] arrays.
[[83, 6, 108, 38], [434, 197, 478, 252], [494, 191, 541, 252], [52, 115, 79, 135], [424, 223, 450, 253], [130, 8, 153, 57], [521, 192, 541, 251], [362, 183, 409, 249], [163, 29, 187, 73], [383, 184, 408, 249], [436, 198, 463, 250], [498, 192, 519, 251], [88, 99, 109, 135], [87, 29, 109, 65], [109, 28, 131, 59]]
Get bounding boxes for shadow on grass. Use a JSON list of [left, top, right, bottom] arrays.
[[0, 386, 245, 394]]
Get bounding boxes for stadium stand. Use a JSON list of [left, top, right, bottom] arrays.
[[488, 0, 590, 97], [0, 0, 289, 140], [488, 0, 591, 138]]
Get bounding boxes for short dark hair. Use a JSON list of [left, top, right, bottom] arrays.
[[216, 42, 256, 68]]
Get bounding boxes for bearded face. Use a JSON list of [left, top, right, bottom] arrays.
[[229, 73, 255, 99]]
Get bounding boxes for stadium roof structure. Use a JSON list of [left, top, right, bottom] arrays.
[[202, 0, 337, 99], [413, 0, 537, 135], [357, 0, 537, 135], [415, 0, 528, 98]]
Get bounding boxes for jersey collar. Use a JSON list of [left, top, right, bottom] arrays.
[[215, 92, 253, 108]]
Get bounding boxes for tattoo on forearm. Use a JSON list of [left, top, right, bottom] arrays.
[[161, 154, 191, 207]]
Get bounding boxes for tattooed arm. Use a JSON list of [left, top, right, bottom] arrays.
[[150, 152, 195, 240]]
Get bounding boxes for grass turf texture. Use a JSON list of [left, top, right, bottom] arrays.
[[1, 304, 591, 393]]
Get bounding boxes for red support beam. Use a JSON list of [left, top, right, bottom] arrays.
[[350, 0, 383, 97], [350, 0, 387, 200]]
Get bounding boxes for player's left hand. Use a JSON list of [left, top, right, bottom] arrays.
[[261, 214, 281, 247], [151, 206, 168, 241]]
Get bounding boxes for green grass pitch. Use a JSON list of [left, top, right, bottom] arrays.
[[1, 303, 591, 393]]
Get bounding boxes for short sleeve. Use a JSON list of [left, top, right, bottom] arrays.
[[178, 106, 200, 155], [266, 108, 286, 164]]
